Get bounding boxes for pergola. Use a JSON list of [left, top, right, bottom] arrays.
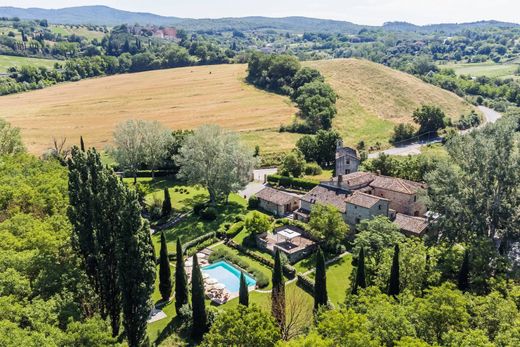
[[275, 228, 302, 246]]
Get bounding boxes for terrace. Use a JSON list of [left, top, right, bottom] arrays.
[[257, 225, 317, 263]]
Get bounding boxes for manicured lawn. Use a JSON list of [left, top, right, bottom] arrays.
[[303, 169, 333, 182], [293, 253, 317, 274], [306, 253, 352, 306], [148, 265, 179, 343]]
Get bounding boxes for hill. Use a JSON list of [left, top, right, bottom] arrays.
[[0, 59, 476, 155], [1, 5, 517, 33], [305, 59, 476, 145]]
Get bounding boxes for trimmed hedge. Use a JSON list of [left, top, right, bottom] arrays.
[[267, 174, 319, 191], [296, 274, 315, 296], [168, 231, 216, 260], [228, 240, 296, 279]]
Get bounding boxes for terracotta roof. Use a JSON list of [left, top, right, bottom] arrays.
[[336, 146, 359, 160], [339, 171, 376, 188], [300, 184, 347, 213], [255, 187, 297, 205], [370, 176, 426, 195], [346, 191, 388, 209], [394, 213, 429, 236]]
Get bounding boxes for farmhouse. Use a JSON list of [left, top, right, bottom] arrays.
[[335, 140, 360, 175], [294, 184, 349, 222], [254, 187, 299, 217], [256, 225, 317, 263], [294, 171, 429, 235]]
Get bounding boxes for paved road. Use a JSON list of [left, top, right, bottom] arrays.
[[368, 106, 502, 159]]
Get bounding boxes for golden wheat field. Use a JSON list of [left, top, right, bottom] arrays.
[[0, 64, 296, 154], [0, 59, 477, 155]]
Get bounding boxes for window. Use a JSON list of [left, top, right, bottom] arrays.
[[378, 204, 381, 210], [414, 195, 417, 202], [346, 159, 350, 164], [355, 218, 360, 224]]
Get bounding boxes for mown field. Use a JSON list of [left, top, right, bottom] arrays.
[[0, 59, 477, 155], [440, 60, 520, 79], [49, 24, 106, 40], [0, 54, 59, 72]]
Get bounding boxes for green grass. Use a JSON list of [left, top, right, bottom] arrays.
[[419, 142, 449, 159], [325, 254, 353, 306], [49, 24, 106, 40], [441, 61, 520, 79], [0, 54, 59, 72], [303, 169, 333, 182]]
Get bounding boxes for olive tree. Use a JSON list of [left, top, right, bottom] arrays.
[[0, 118, 25, 155], [175, 125, 257, 205]]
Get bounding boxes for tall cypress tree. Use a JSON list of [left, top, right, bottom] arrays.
[[191, 254, 208, 340], [388, 244, 400, 297], [271, 249, 285, 329], [117, 187, 156, 347], [458, 249, 470, 292], [314, 247, 328, 311], [352, 247, 366, 295], [159, 232, 173, 302], [239, 271, 249, 307], [175, 238, 189, 315], [80, 136, 85, 152], [162, 188, 172, 217]]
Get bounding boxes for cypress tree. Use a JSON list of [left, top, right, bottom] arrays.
[[271, 249, 285, 329], [80, 136, 85, 151], [352, 247, 366, 295], [388, 244, 400, 297], [174, 238, 189, 315], [239, 271, 249, 307], [159, 232, 172, 302], [314, 246, 328, 311], [162, 188, 172, 217], [117, 187, 156, 347], [458, 249, 470, 292], [191, 254, 208, 340]]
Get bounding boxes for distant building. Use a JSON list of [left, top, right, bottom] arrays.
[[254, 187, 299, 217], [345, 191, 390, 225], [256, 225, 317, 263], [335, 140, 360, 176]]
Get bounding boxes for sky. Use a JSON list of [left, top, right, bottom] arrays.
[[2, 0, 520, 26]]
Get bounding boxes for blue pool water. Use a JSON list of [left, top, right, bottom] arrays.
[[202, 260, 256, 293]]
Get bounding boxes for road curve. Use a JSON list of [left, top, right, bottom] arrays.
[[368, 106, 502, 159]]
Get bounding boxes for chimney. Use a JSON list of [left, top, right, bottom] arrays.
[[336, 139, 343, 149], [376, 170, 381, 176]]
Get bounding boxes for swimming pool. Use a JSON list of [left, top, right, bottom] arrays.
[[202, 260, 256, 293]]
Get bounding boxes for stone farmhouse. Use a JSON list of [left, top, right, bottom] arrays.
[[335, 140, 361, 176], [294, 171, 429, 236], [255, 187, 300, 217]]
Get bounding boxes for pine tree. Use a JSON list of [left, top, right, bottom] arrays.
[[174, 238, 189, 315], [191, 254, 208, 340], [388, 244, 400, 297], [80, 136, 85, 151], [352, 247, 366, 295], [159, 232, 172, 302], [271, 249, 285, 328], [117, 187, 156, 347], [239, 271, 249, 307], [162, 188, 172, 217], [458, 249, 470, 292], [314, 246, 328, 310]]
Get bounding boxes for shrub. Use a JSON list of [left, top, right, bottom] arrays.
[[248, 196, 260, 209], [296, 274, 315, 296], [225, 221, 244, 238], [304, 162, 323, 176], [193, 202, 207, 215], [390, 123, 416, 144], [200, 206, 218, 221], [267, 174, 318, 191], [169, 231, 217, 260]]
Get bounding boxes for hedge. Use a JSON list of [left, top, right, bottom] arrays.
[[228, 240, 296, 279], [296, 274, 315, 296], [267, 174, 319, 191], [168, 231, 216, 260]]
